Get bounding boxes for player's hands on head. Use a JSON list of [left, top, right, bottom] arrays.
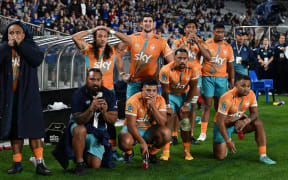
[[122, 74, 133, 83], [94, 26, 109, 32]]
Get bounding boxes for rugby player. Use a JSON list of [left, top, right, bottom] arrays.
[[118, 78, 170, 164], [213, 75, 276, 165], [116, 13, 174, 100], [159, 48, 199, 161], [72, 25, 130, 161], [197, 23, 235, 142]]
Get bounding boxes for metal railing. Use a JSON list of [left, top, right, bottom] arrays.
[[234, 25, 288, 44], [0, 15, 166, 91]]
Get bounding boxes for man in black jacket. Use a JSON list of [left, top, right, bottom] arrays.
[[0, 21, 51, 176], [274, 34, 288, 93]]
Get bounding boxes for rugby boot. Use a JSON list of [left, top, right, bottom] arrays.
[[170, 136, 178, 145], [259, 156, 276, 165], [123, 151, 134, 163], [149, 154, 160, 164], [160, 151, 170, 161], [74, 162, 85, 176], [191, 136, 200, 145], [197, 133, 207, 141], [7, 162, 23, 174], [36, 162, 52, 176], [184, 151, 194, 161], [112, 151, 124, 161]]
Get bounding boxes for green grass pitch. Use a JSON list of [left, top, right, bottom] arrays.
[[0, 95, 287, 180]]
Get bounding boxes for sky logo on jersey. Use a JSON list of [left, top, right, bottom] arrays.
[[135, 52, 152, 63], [188, 51, 197, 61], [171, 83, 186, 89], [93, 61, 112, 72], [211, 57, 225, 67]]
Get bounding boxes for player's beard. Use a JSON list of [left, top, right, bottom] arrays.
[[214, 36, 223, 42], [89, 85, 100, 96], [214, 39, 223, 42], [179, 63, 186, 69], [144, 28, 153, 33], [143, 25, 153, 33]]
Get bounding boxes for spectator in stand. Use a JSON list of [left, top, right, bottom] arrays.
[[42, 12, 53, 28], [31, 13, 42, 25], [80, 0, 86, 16], [38, 0, 50, 17], [273, 34, 288, 94], [257, 37, 274, 80], [1, 0, 16, 16], [69, 0, 81, 17]]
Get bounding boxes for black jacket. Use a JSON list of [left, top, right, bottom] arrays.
[[0, 21, 45, 139]]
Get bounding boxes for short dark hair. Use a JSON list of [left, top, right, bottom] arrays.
[[237, 74, 251, 82], [86, 68, 102, 77], [174, 48, 188, 56], [183, 20, 198, 29], [141, 78, 158, 89], [141, 13, 154, 22], [213, 23, 225, 30], [279, 33, 285, 39]]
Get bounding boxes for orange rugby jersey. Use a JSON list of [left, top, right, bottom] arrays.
[[174, 36, 205, 75], [215, 88, 257, 124], [124, 92, 166, 130], [159, 61, 199, 95], [128, 32, 172, 82], [12, 49, 21, 93], [82, 44, 117, 90], [202, 38, 234, 77]]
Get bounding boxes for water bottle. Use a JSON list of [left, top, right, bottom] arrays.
[[142, 153, 149, 170], [237, 131, 244, 140]]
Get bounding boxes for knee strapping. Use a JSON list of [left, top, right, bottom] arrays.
[[180, 118, 191, 131]]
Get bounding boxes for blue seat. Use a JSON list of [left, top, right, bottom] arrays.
[[249, 70, 274, 104]]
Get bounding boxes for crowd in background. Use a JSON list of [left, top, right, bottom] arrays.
[[0, 0, 258, 39], [1, 0, 288, 93]]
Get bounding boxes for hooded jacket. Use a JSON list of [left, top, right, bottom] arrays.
[[0, 21, 45, 139]]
